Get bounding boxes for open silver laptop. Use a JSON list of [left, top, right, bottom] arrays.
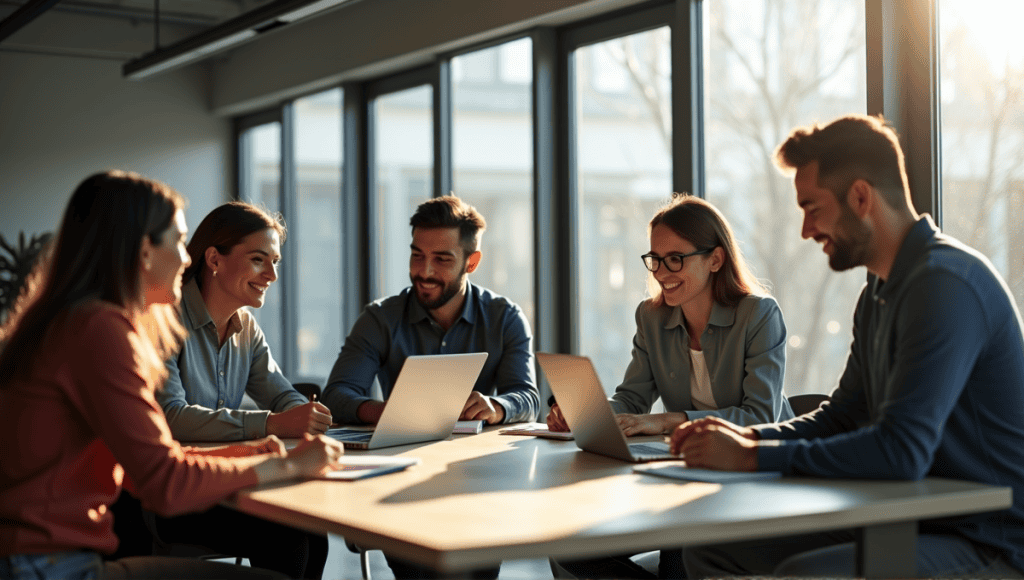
[[537, 352, 674, 462], [326, 353, 488, 450]]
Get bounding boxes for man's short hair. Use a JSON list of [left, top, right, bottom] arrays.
[[409, 195, 487, 254], [774, 114, 912, 211]]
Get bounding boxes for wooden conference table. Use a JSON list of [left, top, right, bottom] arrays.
[[224, 424, 1012, 578]]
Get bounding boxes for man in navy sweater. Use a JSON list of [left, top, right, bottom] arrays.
[[671, 114, 1024, 578]]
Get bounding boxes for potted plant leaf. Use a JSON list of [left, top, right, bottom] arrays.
[[0, 231, 53, 325]]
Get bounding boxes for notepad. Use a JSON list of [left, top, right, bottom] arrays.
[[633, 463, 782, 483], [500, 425, 575, 441], [453, 420, 484, 434], [320, 456, 420, 481]]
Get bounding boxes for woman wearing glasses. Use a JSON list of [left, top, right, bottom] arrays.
[[548, 193, 793, 436], [548, 193, 792, 577]]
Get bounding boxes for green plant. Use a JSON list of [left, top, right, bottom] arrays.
[[0, 231, 52, 323]]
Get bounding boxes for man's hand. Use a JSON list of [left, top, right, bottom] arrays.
[[615, 412, 688, 436], [546, 403, 569, 432], [669, 417, 759, 471], [461, 391, 505, 424], [266, 401, 332, 437]]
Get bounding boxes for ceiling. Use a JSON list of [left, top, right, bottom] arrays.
[[0, 0, 278, 29]]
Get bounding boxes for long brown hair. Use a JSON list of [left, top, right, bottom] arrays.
[[0, 171, 186, 385], [183, 201, 286, 289], [647, 193, 767, 308]]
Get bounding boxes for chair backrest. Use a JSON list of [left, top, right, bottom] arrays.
[[292, 382, 322, 401], [788, 393, 829, 417]]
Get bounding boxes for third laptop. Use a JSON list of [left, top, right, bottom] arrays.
[[326, 352, 488, 450], [537, 352, 674, 462]]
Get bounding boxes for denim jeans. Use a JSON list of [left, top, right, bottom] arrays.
[[0, 551, 102, 580]]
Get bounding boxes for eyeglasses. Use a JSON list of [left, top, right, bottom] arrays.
[[640, 248, 714, 273]]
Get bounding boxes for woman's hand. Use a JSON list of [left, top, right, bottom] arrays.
[[287, 433, 346, 478], [246, 435, 286, 456], [615, 412, 687, 436], [546, 403, 570, 432]]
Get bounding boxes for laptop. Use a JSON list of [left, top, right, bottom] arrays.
[[536, 352, 674, 462], [326, 352, 488, 450]]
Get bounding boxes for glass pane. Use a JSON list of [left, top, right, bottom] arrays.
[[453, 38, 535, 331], [295, 88, 343, 381], [240, 122, 284, 361], [940, 0, 1024, 314], [374, 85, 433, 298], [704, 0, 867, 396], [576, 27, 672, 395]]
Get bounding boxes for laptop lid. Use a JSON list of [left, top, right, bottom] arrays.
[[366, 352, 488, 449], [537, 352, 671, 462]]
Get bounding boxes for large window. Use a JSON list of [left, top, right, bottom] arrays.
[[940, 0, 1024, 314], [239, 121, 284, 361], [295, 88, 343, 379], [704, 0, 867, 396], [575, 27, 672, 395], [452, 38, 536, 329], [373, 85, 433, 299]]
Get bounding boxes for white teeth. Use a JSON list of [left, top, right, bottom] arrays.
[[663, 282, 681, 290], [249, 283, 267, 293]]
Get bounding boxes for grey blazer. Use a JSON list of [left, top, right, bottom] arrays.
[[610, 294, 793, 426]]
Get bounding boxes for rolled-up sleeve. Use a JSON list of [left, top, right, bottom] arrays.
[[244, 322, 307, 413], [490, 305, 539, 423], [156, 354, 271, 442]]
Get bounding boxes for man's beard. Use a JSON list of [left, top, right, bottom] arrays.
[[826, 209, 873, 272], [411, 270, 466, 310]]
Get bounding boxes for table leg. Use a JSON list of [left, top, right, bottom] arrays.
[[856, 521, 917, 578]]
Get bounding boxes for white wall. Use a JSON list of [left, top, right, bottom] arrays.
[[0, 51, 231, 244]]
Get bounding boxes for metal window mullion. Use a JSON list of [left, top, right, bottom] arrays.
[[865, 0, 940, 221], [435, 60, 452, 197], [673, 0, 704, 196], [280, 102, 299, 379], [343, 82, 370, 331]]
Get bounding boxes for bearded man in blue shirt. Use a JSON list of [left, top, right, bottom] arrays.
[[671, 114, 1024, 578], [322, 194, 539, 579]]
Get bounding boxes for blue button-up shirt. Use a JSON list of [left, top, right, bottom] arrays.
[[756, 216, 1024, 570], [323, 282, 539, 425], [156, 280, 307, 441]]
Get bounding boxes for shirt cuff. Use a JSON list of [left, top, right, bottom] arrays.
[[492, 397, 511, 424], [755, 439, 791, 473], [341, 396, 375, 425], [243, 410, 273, 439]]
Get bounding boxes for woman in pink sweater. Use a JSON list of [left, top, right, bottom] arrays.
[[0, 171, 344, 580]]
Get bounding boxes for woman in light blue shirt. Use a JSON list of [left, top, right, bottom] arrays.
[[152, 202, 332, 579], [549, 194, 793, 578]]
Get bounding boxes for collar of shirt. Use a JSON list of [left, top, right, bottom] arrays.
[[663, 300, 736, 331], [871, 214, 938, 303], [181, 278, 244, 338], [406, 281, 479, 328]]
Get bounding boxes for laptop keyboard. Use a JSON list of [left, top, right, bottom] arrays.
[[326, 428, 374, 443], [629, 442, 673, 459]]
